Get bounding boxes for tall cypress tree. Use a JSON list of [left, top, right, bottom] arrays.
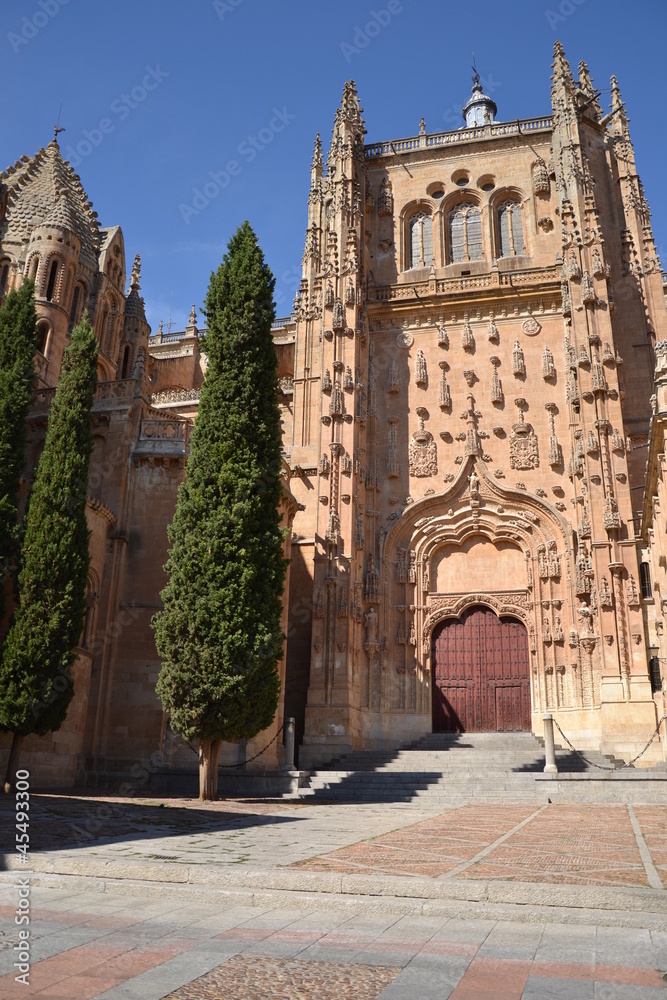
[[0, 317, 98, 790], [0, 279, 37, 618], [153, 222, 286, 800]]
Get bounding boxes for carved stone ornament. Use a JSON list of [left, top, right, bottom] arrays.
[[396, 331, 414, 349], [626, 575, 640, 608], [462, 317, 475, 351], [522, 317, 542, 337], [512, 340, 526, 376], [509, 412, 539, 470], [599, 577, 613, 609], [415, 349, 427, 386], [409, 426, 437, 478]]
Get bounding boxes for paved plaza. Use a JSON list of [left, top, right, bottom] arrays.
[[1, 793, 667, 997]]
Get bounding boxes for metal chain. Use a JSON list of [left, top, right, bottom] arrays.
[[552, 716, 667, 770], [226, 725, 285, 769], [184, 724, 285, 769]]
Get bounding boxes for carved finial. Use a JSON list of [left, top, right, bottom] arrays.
[[419, 116, 426, 136], [187, 304, 197, 331], [552, 40, 574, 88], [130, 253, 141, 290], [312, 133, 322, 169]]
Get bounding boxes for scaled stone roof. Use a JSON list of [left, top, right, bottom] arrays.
[[0, 140, 101, 268]]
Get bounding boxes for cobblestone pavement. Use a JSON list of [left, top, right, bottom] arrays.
[[2, 797, 667, 996], [0, 886, 666, 999]]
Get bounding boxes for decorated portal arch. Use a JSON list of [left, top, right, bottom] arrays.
[[377, 456, 592, 733]]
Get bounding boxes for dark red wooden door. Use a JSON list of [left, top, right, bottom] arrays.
[[431, 606, 530, 732]]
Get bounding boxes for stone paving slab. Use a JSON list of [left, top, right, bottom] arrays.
[[1, 890, 666, 999]]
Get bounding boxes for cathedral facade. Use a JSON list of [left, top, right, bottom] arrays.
[[1, 43, 665, 787]]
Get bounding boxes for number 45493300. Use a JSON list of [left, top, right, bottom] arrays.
[[15, 769, 29, 863]]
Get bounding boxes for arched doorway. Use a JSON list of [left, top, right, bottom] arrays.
[[431, 605, 530, 733]]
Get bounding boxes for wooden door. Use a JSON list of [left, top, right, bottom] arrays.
[[431, 606, 530, 732]]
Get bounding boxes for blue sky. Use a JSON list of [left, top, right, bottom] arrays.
[[2, 0, 666, 331]]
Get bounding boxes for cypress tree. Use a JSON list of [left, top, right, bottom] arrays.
[[0, 317, 98, 789], [153, 222, 286, 800], [0, 279, 37, 617]]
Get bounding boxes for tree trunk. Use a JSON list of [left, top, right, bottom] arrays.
[[3, 733, 24, 793], [198, 739, 222, 801]]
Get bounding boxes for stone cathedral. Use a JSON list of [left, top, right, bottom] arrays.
[[1, 43, 666, 787]]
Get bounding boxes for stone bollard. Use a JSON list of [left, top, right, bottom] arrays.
[[282, 717, 296, 771], [543, 713, 558, 774]]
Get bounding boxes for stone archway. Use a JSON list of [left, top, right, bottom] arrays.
[[431, 606, 530, 733]]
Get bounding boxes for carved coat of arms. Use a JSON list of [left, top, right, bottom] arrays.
[[509, 415, 539, 470], [409, 428, 437, 477]]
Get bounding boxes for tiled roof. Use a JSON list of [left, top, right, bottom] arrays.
[[0, 140, 101, 267]]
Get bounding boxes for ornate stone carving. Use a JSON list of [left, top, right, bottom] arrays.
[[610, 428, 625, 453], [488, 317, 499, 342], [554, 616, 564, 642], [409, 409, 437, 477], [626, 575, 640, 608], [512, 340, 526, 377], [463, 369, 476, 387], [490, 357, 503, 405], [323, 369, 332, 392], [542, 345, 556, 379], [522, 316, 541, 337], [396, 548, 407, 584], [567, 251, 581, 281], [509, 412, 539, 470], [386, 361, 399, 394], [318, 454, 330, 476], [408, 550, 417, 584], [363, 555, 380, 604], [332, 298, 345, 330], [386, 416, 400, 478], [437, 323, 449, 348], [603, 495, 621, 532], [396, 331, 414, 349], [438, 362, 451, 409], [415, 349, 427, 386], [461, 316, 474, 351], [377, 176, 393, 216], [582, 271, 596, 305], [531, 157, 550, 194], [599, 577, 613, 609]]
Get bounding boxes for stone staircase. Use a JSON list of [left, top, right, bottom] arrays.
[[295, 732, 627, 804]]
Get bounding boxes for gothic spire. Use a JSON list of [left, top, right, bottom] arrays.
[[608, 75, 630, 138], [311, 133, 323, 170], [339, 79, 364, 129], [552, 40, 574, 90], [577, 60, 602, 120]]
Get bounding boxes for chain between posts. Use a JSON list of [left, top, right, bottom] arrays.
[[552, 716, 667, 770], [185, 725, 285, 768]]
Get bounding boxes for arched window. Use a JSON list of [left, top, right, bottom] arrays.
[[120, 344, 132, 379], [45, 259, 59, 301], [36, 320, 50, 356], [409, 212, 434, 268], [498, 200, 525, 257], [449, 203, 483, 262], [28, 255, 39, 281], [99, 307, 109, 351], [640, 562, 652, 600], [69, 283, 84, 329], [0, 262, 9, 294]]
